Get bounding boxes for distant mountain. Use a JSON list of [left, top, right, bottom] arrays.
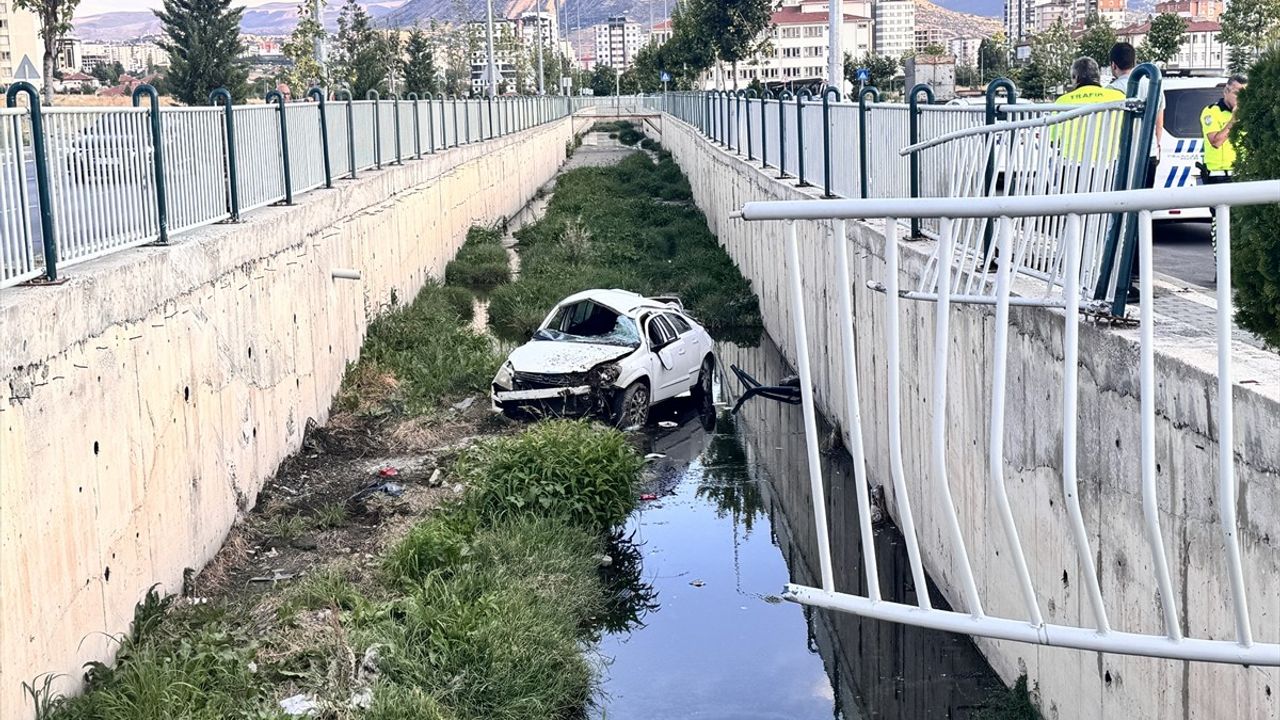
[[385, 0, 655, 30], [928, 0, 1004, 19], [915, 0, 1004, 41], [74, 1, 406, 42]]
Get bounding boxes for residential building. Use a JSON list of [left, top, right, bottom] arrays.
[[651, 18, 673, 46], [593, 16, 646, 70], [948, 36, 982, 67], [0, 1, 40, 85], [1034, 0, 1072, 31], [467, 19, 520, 93], [1098, 0, 1126, 27], [520, 11, 558, 50], [79, 42, 169, 74], [875, 0, 916, 58], [1116, 19, 1226, 71], [1005, 0, 1035, 42], [1153, 0, 1222, 21], [703, 0, 872, 87], [56, 36, 82, 72], [915, 26, 947, 52]]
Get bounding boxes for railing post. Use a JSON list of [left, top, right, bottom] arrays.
[[744, 89, 756, 161], [778, 90, 793, 179], [407, 92, 421, 158], [857, 86, 879, 199], [704, 92, 711, 137], [761, 90, 774, 168], [796, 88, 812, 186], [734, 90, 743, 153], [907, 83, 935, 237], [209, 87, 241, 221], [424, 93, 435, 153], [389, 92, 403, 164], [306, 87, 333, 188], [1101, 63, 1163, 316], [451, 95, 459, 147], [722, 90, 730, 147], [822, 87, 840, 198], [5, 81, 56, 280], [367, 89, 382, 169], [488, 95, 494, 138], [337, 88, 356, 178], [980, 78, 1016, 251], [265, 89, 293, 205], [132, 84, 169, 242]]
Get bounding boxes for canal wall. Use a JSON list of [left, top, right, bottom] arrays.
[[663, 116, 1280, 719], [0, 116, 575, 717]]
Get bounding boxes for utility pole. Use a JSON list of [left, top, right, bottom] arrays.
[[827, 0, 842, 92], [535, 7, 545, 94], [485, 0, 499, 97], [314, 0, 328, 86]]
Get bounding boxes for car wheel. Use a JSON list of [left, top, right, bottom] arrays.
[[691, 355, 715, 400], [611, 381, 649, 429]]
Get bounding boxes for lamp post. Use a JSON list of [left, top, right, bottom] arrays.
[[827, 0, 842, 92], [485, 0, 499, 98]]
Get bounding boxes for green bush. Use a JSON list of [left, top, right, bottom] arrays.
[[1233, 48, 1280, 348], [457, 420, 643, 530], [383, 505, 477, 582], [618, 127, 645, 145], [445, 225, 512, 293], [338, 281, 499, 414]]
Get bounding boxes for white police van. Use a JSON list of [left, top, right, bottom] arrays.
[[1151, 75, 1228, 220]]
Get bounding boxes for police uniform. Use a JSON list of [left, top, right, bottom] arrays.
[[1052, 84, 1126, 168], [1199, 98, 1236, 184]]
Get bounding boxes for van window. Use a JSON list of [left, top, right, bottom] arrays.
[[1164, 88, 1222, 138]]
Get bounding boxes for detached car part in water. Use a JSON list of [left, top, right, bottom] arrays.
[[728, 365, 801, 414], [491, 289, 716, 428]]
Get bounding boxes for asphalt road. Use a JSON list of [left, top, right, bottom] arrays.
[[1153, 220, 1217, 289]]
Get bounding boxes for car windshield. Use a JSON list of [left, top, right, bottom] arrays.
[[1165, 87, 1222, 138], [534, 300, 641, 348]]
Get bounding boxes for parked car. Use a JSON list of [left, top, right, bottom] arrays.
[[491, 289, 716, 428]]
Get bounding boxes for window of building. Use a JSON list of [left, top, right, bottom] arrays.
[[782, 27, 801, 38]]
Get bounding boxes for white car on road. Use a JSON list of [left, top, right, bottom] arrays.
[[491, 289, 716, 427]]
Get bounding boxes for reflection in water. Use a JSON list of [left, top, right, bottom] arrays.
[[594, 530, 662, 638], [594, 339, 1007, 720]]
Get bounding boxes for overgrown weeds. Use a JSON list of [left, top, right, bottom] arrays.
[[487, 152, 762, 344], [445, 225, 512, 293], [336, 281, 499, 415]]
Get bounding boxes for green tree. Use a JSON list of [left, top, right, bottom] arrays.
[[1231, 46, 1280, 347], [1218, 0, 1280, 72], [282, 0, 325, 93], [921, 42, 947, 56], [589, 64, 618, 96], [1020, 19, 1072, 99], [401, 26, 439, 95], [13, 0, 82, 103], [844, 52, 898, 89], [155, 0, 249, 104], [90, 61, 120, 85], [701, 0, 774, 88], [1140, 12, 1188, 64], [978, 34, 1008, 82], [1077, 12, 1117, 67], [333, 0, 390, 97], [956, 64, 982, 86]]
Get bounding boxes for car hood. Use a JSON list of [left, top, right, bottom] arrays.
[[507, 341, 635, 375]]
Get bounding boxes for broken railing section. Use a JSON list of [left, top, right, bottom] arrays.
[[733, 179, 1280, 666]]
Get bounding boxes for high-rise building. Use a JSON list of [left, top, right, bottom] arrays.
[[874, 0, 916, 58], [467, 19, 521, 93], [1153, 0, 1223, 21], [519, 11, 558, 50], [711, 0, 871, 86], [948, 36, 982, 66], [1005, 0, 1035, 43], [0, 2, 41, 85], [593, 16, 646, 70]]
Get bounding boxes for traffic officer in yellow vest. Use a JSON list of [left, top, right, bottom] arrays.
[[1199, 74, 1248, 185], [1052, 58, 1126, 170]]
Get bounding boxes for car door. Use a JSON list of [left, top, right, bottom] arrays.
[[662, 312, 703, 385], [644, 314, 687, 400]]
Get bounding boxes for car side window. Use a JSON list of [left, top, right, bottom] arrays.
[[665, 313, 691, 334], [647, 315, 676, 348]]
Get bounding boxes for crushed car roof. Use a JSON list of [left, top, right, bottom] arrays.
[[556, 288, 682, 317]]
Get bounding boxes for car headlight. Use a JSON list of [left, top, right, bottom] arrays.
[[588, 362, 621, 388], [494, 361, 514, 389]]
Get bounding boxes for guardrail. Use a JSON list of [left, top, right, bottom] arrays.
[[734, 179, 1280, 665], [663, 72, 1161, 315], [0, 84, 571, 289]]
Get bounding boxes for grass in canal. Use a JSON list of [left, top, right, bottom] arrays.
[[37, 420, 642, 720], [445, 224, 512, 294], [487, 149, 762, 344]]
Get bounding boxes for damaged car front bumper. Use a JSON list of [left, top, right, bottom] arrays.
[[492, 385, 596, 417]]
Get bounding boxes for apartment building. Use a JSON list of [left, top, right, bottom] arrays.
[[519, 11, 558, 50], [79, 41, 170, 74], [915, 26, 947, 52], [0, 1, 40, 85], [593, 16, 646, 70], [1116, 19, 1227, 71], [948, 36, 982, 67], [1153, 0, 1223, 21], [874, 0, 916, 58], [467, 19, 521, 93], [702, 0, 872, 87]]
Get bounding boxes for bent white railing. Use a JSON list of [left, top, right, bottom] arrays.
[[735, 180, 1280, 665]]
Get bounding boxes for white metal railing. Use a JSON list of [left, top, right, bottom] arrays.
[[735, 180, 1280, 665], [285, 103, 325, 194], [233, 105, 286, 212], [0, 108, 38, 286], [162, 106, 230, 235]]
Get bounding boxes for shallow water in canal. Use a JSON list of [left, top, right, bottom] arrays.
[[593, 337, 1009, 720]]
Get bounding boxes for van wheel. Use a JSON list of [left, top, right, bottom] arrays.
[[691, 356, 714, 400], [611, 381, 649, 429]]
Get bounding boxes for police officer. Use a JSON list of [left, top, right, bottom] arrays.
[[1200, 74, 1248, 186], [1052, 58, 1126, 166]]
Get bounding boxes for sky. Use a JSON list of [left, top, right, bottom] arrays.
[[77, 0, 279, 16]]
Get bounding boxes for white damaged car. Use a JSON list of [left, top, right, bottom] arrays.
[[491, 289, 715, 427]]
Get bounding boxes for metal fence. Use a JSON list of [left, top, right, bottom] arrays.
[[736, 179, 1280, 666], [0, 83, 574, 288]]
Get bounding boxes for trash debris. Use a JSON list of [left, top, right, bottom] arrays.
[[349, 688, 374, 710], [377, 466, 399, 478], [598, 554, 614, 567], [452, 397, 477, 412], [249, 569, 296, 584], [427, 468, 443, 486], [357, 645, 381, 682], [640, 493, 658, 501], [658, 421, 678, 428], [644, 452, 667, 460], [279, 694, 319, 716], [689, 579, 705, 588], [348, 480, 405, 506], [452, 483, 464, 494]]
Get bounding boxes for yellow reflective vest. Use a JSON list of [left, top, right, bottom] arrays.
[[1051, 84, 1126, 162], [1201, 100, 1236, 172]]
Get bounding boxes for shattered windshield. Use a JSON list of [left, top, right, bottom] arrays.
[[535, 301, 642, 347]]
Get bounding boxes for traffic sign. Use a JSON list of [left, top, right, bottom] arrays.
[[15, 55, 41, 82], [856, 68, 870, 84], [660, 71, 672, 83]]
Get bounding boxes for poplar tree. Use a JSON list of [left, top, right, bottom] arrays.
[[401, 26, 439, 96], [283, 0, 326, 92], [156, 0, 249, 104], [333, 0, 390, 97]]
